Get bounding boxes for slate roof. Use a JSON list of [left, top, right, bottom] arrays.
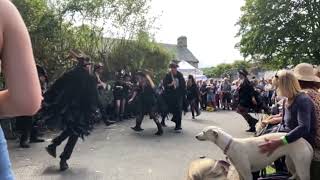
[[159, 43, 200, 64]]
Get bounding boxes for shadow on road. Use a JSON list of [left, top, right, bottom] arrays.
[[189, 118, 220, 125], [42, 166, 61, 175], [42, 166, 103, 179]]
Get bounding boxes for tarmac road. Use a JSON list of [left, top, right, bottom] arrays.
[[10, 111, 253, 180]]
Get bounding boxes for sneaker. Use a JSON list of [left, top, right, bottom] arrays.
[[46, 145, 57, 158]]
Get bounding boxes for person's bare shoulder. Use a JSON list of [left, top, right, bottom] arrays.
[[0, 0, 22, 52]]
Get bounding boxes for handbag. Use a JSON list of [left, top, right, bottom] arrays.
[[276, 99, 286, 133], [256, 100, 286, 137]]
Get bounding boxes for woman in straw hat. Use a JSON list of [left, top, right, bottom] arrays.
[[293, 63, 320, 149], [316, 66, 320, 90], [43, 50, 99, 171]]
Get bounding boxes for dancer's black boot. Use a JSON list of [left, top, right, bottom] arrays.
[[131, 117, 144, 132], [60, 159, 69, 171], [46, 144, 57, 158], [161, 115, 167, 127], [155, 122, 163, 136]]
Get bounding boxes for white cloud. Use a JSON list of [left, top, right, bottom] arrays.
[[150, 0, 245, 68]]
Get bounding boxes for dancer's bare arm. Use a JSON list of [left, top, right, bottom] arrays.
[[0, 0, 42, 117]]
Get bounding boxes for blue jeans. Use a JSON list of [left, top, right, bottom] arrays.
[[0, 127, 14, 180], [207, 93, 215, 102]]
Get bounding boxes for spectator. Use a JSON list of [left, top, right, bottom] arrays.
[[0, 0, 42, 179], [293, 63, 320, 148], [259, 70, 316, 155], [264, 79, 274, 106], [221, 78, 232, 110], [206, 79, 216, 110], [216, 81, 222, 109], [316, 66, 320, 90], [200, 81, 208, 110], [231, 80, 239, 110]]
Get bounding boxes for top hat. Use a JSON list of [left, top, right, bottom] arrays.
[[169, 61, 179, 68]]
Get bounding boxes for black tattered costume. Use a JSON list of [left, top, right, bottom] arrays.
[[131, 73, 163, 136], [42, 59, 99, 171], [163, 70, 186, 130]]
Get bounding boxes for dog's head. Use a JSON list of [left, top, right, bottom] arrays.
[[195, 126, 222, 143], [187, 158, 231, 180]]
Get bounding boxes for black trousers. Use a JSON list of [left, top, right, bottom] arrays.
[[171, 96, 183, 129], [51, 130, 79, 160], [236, 105, 258, 128], [201, 95, 207, 110], [189, 99, 200, 117], [16, 116, 33, 144]]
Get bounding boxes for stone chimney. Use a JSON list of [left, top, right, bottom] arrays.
[[177, 36, 187, 48]]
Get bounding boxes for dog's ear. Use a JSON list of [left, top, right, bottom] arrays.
[[217, 160, 230, 168], [208, 129, 219, 138], [217, 160, 230, 176]]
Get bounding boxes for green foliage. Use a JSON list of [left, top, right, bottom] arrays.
[[13, 0, 157, 79], [237, 0, 320, 69], [203, 60, 250, 78], [108, 32, 172, 83]]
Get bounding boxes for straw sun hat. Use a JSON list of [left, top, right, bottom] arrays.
[[293, 63, 320, 83]]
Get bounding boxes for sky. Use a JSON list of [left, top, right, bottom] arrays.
[[150, 0, 245, 68]]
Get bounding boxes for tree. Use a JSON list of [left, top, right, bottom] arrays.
[[13, 0, 155, 79], [107, 32, 172, 83], [237, 0, 320, 69], [203, 60, 251, 78]]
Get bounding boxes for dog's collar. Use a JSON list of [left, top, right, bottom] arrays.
[[223, 138, 233, 155]]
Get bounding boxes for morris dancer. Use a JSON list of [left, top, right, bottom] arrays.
[[163, 62, 186, 132], [130, 72, 163, 136], [43, 50, 99, 171]]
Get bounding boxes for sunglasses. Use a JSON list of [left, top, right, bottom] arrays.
[[275, 72, 279, 79]]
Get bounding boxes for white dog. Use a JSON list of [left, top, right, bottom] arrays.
[[196, 126, 314, 180]]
